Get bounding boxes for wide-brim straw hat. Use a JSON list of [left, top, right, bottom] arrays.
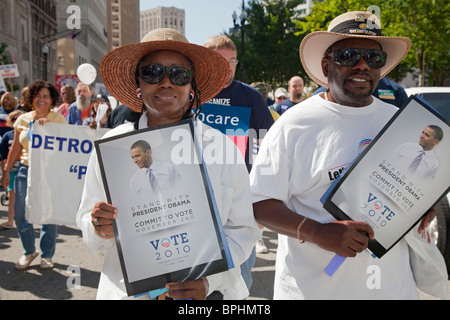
[[300, 11, 411, 88], [100, 28, 230, 112]]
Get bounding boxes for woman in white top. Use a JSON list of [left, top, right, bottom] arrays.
[[76, 28, 261, 300]]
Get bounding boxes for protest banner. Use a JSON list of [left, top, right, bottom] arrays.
[[26, 122, 109, 226], [0, 64, 19, 79], [54, 75, 80, 92], [0, 77, 6, 92]]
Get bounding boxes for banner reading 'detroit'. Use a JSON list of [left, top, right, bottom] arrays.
[[26, 122, 109, 226]]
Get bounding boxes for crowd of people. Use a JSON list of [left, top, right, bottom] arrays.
[[0, 10, 448, 300]]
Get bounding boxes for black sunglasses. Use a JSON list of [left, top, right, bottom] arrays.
[[329, 48, 387, 69], [141, 65, 192, 86]]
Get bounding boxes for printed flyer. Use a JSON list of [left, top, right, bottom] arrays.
[[95, 119, 232, 296], [322, 96, 450, 258]]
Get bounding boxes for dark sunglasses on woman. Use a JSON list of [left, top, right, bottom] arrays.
[[141, 65, 193, 86]]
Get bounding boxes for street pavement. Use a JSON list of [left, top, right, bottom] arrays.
[[0, 201, 276, 300], [0, 203, 448, 300]]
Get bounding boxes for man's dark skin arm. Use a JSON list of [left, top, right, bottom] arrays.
[[253, 199, 374, 257], [253, 199, 436, 257]]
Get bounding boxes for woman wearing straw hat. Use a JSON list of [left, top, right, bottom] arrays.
[[76, 28, 261, 300], [251, 11, 445, 299]]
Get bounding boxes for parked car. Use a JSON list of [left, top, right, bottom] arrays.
[[405, 86, 450, 278]]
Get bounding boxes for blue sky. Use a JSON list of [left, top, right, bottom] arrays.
[[140, 0, 248, 45]]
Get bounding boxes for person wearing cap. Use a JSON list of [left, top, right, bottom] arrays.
[[82, 93, 112, 129], [267, 87, 288, 122], [76, 28, 261, 300], [272, 87, 288, 109], [250, 11, 440, 299], [67, 82, 94, 125], [275, 76, 304, 115]]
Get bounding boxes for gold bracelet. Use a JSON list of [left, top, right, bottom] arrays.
[[296, 217, 308, 244]]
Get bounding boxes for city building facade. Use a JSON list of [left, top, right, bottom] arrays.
[[140, 6, 185, 40], [107, 0, 140, 50], [0, 0, 58, 89], [0, 0, 140, 95]]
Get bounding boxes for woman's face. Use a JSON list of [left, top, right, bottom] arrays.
[[2, 96, 13, 110], [33, 88, 53, 113], [61, 88, 70, 103], [139, 50, 192, 125]]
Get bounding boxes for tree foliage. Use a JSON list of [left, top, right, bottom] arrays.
[[226, 0, 449, 88], [227, 0, 305, 89], [294, 0, 450, 86], [381, 0, 450, 86]]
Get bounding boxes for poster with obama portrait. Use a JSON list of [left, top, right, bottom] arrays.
[[95, 119, 233, 297], [322, 96, 450, 258]]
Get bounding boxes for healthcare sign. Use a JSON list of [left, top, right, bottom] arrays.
[[197, 103, 251, 159]]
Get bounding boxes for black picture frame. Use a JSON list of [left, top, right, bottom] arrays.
[[95, 119, 232, 296], [322, 96, 450, 258]]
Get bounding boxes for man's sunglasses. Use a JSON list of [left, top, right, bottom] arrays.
[[329, 48, 387, 69], [141, 65, 192, 86]]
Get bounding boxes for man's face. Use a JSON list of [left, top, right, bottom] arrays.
[[322, 38, 382, 107], [77, 85, 93, 99], [211, 47, 237, 88], [289, 78, 304, 101], [275, 95, 287, 104], [76, 85, 93, 110], [131, 147, 152, 168], [419, 127, 440, 151]]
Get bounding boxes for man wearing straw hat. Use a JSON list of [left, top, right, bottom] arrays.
[[76, 28, 261, 300], [250, 11, 443, 299]]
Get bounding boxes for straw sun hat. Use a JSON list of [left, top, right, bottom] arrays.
[[300, 11, 411, 88], [100, 28, 230, 112]]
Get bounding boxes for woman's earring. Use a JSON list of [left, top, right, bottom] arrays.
[[189, 91, 194, 101], [136, 88, 142, 99]]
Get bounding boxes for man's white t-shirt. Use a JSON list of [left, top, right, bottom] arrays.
[[250, 94, 419, 299]]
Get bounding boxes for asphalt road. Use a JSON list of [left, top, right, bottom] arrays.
[[0, 203, 448, 300], [0, 201, 276, 300]]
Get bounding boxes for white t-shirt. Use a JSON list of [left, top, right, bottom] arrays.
[[250, 94, 419, 299]]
